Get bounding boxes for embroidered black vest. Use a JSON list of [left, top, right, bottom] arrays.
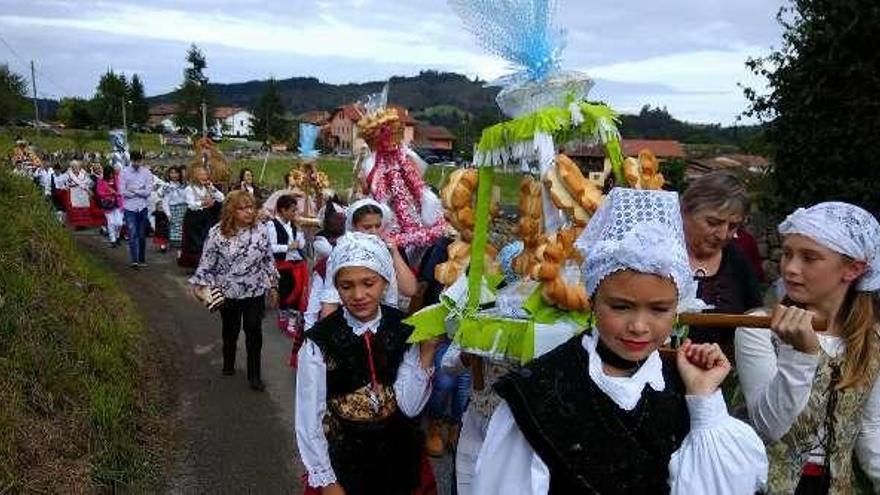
[[494, 336, 690, 494], [271, 218, 296, 261], [305, 306, 413, 398]]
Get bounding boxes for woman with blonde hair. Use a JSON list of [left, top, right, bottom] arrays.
[[736, 202, 880, 493], [190, 190, 279, 391]]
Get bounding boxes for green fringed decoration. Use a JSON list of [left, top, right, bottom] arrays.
[[454, 316, 535, 364], [467, 167, 495, 311], [605, 139, 625, 185], [405, 303, 450, 343]]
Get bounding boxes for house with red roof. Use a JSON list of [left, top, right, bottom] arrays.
[[326, 103, 418, 154], [147, 104, 253, 137]]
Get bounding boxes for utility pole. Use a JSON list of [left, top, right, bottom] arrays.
[[121, 96, 128, 137], [201, 101, 207, 138], [30, 60, 39, 128]]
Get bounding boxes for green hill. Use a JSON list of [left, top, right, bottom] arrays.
[[0, 170, 164, 491]]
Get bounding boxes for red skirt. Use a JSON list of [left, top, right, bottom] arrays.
[[64, 191, 106, 229], [276, 259, 309, 311]]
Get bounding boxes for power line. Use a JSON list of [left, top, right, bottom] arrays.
[[0, 33, 73, 97]]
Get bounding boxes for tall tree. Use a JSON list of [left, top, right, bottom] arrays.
[[56, 97, 96, 129], [174, 44, 213, 133], [128, 74, 149, 125], [92, 69, 128, 128], [252, 78, 289, 143], [745, 0, 880, 214], [0, 64, 28, 124]]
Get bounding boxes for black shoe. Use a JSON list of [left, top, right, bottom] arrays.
[[249, 378, 265, 392], [130, 262, 139, 269], [222, 368, 235, 376]]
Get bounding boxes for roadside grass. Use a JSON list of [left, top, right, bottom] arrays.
[[0, 170, 165, 492], [230, 157, 522, 205]]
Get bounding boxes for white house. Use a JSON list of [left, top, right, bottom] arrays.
[[214, 107, 254, 137]]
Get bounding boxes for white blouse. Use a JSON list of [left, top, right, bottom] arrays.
[[472, 333, 768, 495], [736, 323, 880, 490], [266, 218, 305, 262], [185, 184, 224, 210], [294, 309, 433, 488]]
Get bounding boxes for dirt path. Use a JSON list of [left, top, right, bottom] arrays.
[[76, 232, 302, 494]]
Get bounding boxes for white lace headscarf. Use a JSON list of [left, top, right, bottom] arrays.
[[575, 188, 707, 313], [344, 198, 396, 232], [779, 201, 880, 291], [327, 232, 395, 288]]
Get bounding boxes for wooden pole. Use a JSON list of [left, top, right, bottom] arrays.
[[678, 313, 828, 332]]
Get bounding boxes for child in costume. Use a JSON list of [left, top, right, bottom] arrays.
[[736, 202, 880, 493], [295, 232, 439, 495], [318, 198, 418, 318], [473, 188, 768, 494], [267, 194, 308, 332]]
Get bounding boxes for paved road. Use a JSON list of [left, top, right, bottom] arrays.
[[75, 232, 456, 494]]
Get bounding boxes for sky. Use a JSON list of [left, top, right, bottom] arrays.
[[0, 0, 785, 124]]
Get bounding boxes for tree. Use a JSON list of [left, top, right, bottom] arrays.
[[128, 74, 149, 125], [92, 69, 128, 128], [174, 44, 214, 133], [745, 0, 880, 215], [0, 64, 28, 124], [56, 97, 96, 129], [253, 78, 290, 143]]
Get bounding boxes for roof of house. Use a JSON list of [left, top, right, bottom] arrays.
[[568, 139, 686, 158], [298, 110, 331, 125], [214, 106, 249, 119], [688, 154, 771, 173], [148, 103, 178, 116], [416, 124, 455, 142]]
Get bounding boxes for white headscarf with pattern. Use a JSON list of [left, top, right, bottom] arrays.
[[779, 201, 880, 292], [575, 188, 708, 313]]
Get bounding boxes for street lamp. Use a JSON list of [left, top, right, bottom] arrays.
[[122, 97, 132, 136]]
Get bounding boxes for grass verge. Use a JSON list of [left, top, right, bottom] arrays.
[[0, 169, 166, 492]]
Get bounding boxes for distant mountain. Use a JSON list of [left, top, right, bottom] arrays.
[[148, 70, 503, 119], [147, 70, 763, 148]]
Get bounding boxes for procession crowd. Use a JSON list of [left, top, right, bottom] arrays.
[[8, 139, 880, 495]]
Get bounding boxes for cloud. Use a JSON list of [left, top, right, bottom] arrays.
[[0, 0, 782, 123]]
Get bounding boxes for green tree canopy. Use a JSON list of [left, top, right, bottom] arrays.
[[0, 64, 28, 124], [128, 74, 148, 125], [92, 69, 127, 128], [56, 97, 95, 129], [745, 0, 880, 215], [174, 44, 214, 133], [253, 78, 290, 143]]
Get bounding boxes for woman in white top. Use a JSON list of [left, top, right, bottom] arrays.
[[65, 159, 97, 228], [473, 188, 767, 495], [178, 166, 225, 268], [736, 202, 880, 494]]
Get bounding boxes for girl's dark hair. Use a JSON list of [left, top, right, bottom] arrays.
[[352, 204, 383, 227], [166, 166, 182, 182], [102, 165, 115, 181], [321, 199, 346, 238], [239, 168, 253, 183], [276, 194, 298, 213]]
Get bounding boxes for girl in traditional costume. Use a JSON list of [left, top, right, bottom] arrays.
[[736, 202, 880, 493], [473, 188, 768, 494], [318, 198, 418, 318], [96, 165, 123, 247], [160, 166, 188, 251], [295, 232, 439, 495], [268, 194, 308, 332]]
